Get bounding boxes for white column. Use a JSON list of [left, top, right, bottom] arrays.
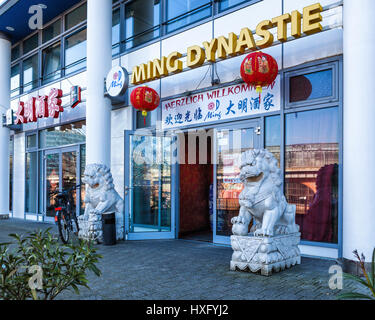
[[86, 0, 112, 167], [0, 33, 11, 216], [343, 0, 375, 262]]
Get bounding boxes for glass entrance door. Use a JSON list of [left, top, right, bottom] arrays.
[[214, 120, 261, 244], [44, 146, 80, 222], [124, 130, 176, 240]]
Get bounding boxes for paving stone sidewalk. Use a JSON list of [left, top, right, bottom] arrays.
[[0, 219, 371, 300]]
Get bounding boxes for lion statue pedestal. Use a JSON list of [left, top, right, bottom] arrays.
[[78, 164, 124, 243], [230, 149, 301, 276]]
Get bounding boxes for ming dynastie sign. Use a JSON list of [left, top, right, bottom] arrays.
[[131, 3, 324, 85]]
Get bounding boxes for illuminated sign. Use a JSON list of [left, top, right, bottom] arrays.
[[14, 87, 80, 125], [106, 66, 129, 98], [131, 3, 323, 85]]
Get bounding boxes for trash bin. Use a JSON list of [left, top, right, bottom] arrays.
[[102, 212, 116, 245]]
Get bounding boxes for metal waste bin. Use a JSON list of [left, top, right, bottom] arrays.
[[102, 212, 116, 245]]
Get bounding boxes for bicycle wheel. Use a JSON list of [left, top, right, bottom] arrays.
[[57, 211, 70, 244]]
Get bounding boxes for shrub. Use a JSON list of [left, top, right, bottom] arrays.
[[0, 228, 102, 300], [337, 248, 375, 300]]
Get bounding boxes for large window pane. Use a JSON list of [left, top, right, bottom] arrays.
[[65, 3, 87, 30], [65, 29, 87, 74], [166, 0, 211, 33], [125, 0, 160, 50], [290, 69, 333, 103], [219, 0, 248, 12], [26, 152, 38, 213], [285, 107, 339, 244], [265, 115, 281, 166], [38, 151, 44, 214], [42, 42, 61, 84], [11, 45, 20, 61], [216, 128, 254, 237], [43, 19, 61, 43], [11, 64, 20, 97], [23, 54, 39, 92], [39, 121, 86, 148], [112, 8, 120, 56], [23, 34, 38, 55]]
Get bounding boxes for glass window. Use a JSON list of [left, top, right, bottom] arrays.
[[65, 3, 87, 30], [11, 64, 20, 97], [11, 45, 20, 61], [289, 69, 333, 103], [23, 54, 39, 92], [112, 8, 120, 56], [43, 19, 61, 43], [38, 151, 44, 214], [27, 134, 37, 149], [39, 121, 86, 148], [125, 0, 160, 50], [42, 42, 61, 84], [23, 34, 38, 55], [265, 115, 281, 166], [216, 128, 255, 237], [166, 0, 211, 33], [285, 107, 339, 244], [136, 109, 157, 128], [65, 29, 87, 74], [219, 0, 248, 12], [26, 152, 38, 213], [80, 144, 86, 216]]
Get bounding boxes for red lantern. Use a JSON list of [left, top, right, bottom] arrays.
[[240, 51, 278, 100], [130, 86, 160, 125]]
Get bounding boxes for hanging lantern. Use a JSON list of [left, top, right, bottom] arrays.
[[130, 86, 160, 125], [240, 51, 278, 101]]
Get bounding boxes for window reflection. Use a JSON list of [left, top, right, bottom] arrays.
[[112, 8, 121, 56], [125, 0, 160, 50], [23, 54, 38, 92], [26, 152, 38, 213], [39, 121, 86, 149], [11, 65, 20, 97], [216, 128, 254, 236], [219, 0, 248, 11], [42, 42, 61, 84], [166, 0, 211, 32], [290, 69, 333, 103], [265, 115, 281, 166], [285, 107, 339, 243], [65, 3, 87, 30], [130, 135, 172, 232], [23, 34, 38, 55], [43, 20, 61, 43], [65, 29, 87, 74]]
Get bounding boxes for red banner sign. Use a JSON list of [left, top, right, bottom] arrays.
[[15, 88, 71, 125]]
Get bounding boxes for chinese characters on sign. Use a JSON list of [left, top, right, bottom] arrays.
[[162, 76, 280, 129], [14, 87, 80, 125]]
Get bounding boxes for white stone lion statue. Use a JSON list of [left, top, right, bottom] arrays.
[[78, 164, 124, 241], [231, 149, 299, 237]]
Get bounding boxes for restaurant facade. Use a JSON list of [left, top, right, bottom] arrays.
[[0, 0, 374, 267]]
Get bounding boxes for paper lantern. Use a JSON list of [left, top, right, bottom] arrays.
[[240, 51, 278, 100], [130, 86, 160, 125]]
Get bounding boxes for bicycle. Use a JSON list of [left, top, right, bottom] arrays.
[[51, 184, 82, 244]]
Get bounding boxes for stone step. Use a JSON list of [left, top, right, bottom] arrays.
[[0, 214, 9, 220]]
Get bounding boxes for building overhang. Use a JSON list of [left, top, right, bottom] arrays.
[[0, 0, 83, 44]]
